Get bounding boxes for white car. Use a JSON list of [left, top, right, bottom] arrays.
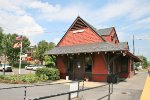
[[32, 65, 46, 71], [25, 65, 35, 70], [0, 64, 12, 72]]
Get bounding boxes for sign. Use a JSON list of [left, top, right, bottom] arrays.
[[70, 81, 78, 98]]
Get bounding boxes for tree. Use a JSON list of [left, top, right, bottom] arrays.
[[0, 27, 4, 55], [44, 55, 56, 67], [33, 40, 55, 65], [1, 33, 30, 66], [135, 56, 148, 68], [148, 61, 150, 66]]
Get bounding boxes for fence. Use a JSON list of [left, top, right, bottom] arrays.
[[0, 81, 80, 100], [27, 82, 113, 100], [0, 81, 113, 100]]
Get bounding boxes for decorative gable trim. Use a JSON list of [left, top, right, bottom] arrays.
[[57, 16, 105, 47], [112, 27, 120, 43]]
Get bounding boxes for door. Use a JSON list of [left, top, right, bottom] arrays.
[[74, 59, 83, 80]]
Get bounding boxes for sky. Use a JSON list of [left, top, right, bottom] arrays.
[[0, 0, 150, 60]]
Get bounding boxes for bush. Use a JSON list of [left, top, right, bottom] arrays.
[[0, 75, 5, 80], [35, 68, 60, 80], [45, 62, 55, 68], [19, 74, 39, 83], [0, 74, 39, 84]]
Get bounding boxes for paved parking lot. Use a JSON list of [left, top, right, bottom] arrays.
[[0, 68, 35, 75]]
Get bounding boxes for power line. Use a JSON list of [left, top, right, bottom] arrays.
[[135, 36, 150, 40]]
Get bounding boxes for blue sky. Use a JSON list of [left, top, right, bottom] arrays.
[[0, 0, 150, 60]]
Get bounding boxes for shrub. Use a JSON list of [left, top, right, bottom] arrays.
[[0, 74, 39, 84], [35, 68, 60, 80], [0, 75, 5, 80], [45, 62, 55, 68], [19, 74, 39, 83]]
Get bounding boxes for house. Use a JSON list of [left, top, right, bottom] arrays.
[[46, 16, 140, 82]]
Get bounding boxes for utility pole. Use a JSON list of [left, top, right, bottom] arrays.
[[133, 34, 135, 54], [19, 41, 22, 74]]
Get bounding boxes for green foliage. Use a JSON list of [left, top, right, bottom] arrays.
[[0, 27, 4, 54], [33, 40, 55, 64], [140, 56, 148, 68], [135, 56, 148, 68], [0, 75, 5, 80], [44, 55, 55, 68], [147, 61, 150, 66], [134, 62, 140, 67], [35, 68, 60, 80], [19, 74, 39, 83], [1, 33, 30, 66], [0, 74, 39, 83]]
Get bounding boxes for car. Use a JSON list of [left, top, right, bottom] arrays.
[[0, 63, 12, 72], [32, 65, 46, 71], [25, 65, 35, 70]]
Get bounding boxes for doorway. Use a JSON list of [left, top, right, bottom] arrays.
[[74, 59, 83, 80], [67, 56, 84, 80]]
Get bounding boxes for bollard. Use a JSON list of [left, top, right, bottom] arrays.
[[68, 93, 71, 100], [24, 86, 27, 100], [111, 83, 113, 93], [108, 84, 110, 100], [82, 80, 84, 89], [77, 81, 80, 97]]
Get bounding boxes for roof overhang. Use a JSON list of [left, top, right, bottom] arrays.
[[126, 51, 141, 62], [45, 42, 126, 56]]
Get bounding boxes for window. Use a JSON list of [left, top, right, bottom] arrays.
[[121, 57, 128, 73], [111, 36, 113, 42], [85, 57, 92, 72]]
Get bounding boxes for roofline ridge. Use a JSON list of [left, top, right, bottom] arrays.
[[105, 42, 123, 50], [97, 27, 114, 30]]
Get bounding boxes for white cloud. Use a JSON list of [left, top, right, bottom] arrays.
[[87, 0, 150, 26], [134, 17, 150, 29], [128, 1, 150, 20], [94, 0, 135, 22], [0, 0, 44, 37], [26, 1, 85, 22], [0, 0, 150, 46], [123, 17, 150, 31]]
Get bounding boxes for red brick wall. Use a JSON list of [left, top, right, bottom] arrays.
[[58, 27, 103, 46], [56, 56, 67, 79], [92, 53, 108, 81]]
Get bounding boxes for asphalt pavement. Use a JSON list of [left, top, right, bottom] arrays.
[[0, 71, 147, 100], [110, 71, 147, 100]]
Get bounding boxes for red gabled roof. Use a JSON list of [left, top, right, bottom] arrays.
[[57, 16, 105, 46]]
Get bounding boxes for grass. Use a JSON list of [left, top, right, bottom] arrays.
[[0, 68, 60, 84], [0, 74, 47, 84]]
